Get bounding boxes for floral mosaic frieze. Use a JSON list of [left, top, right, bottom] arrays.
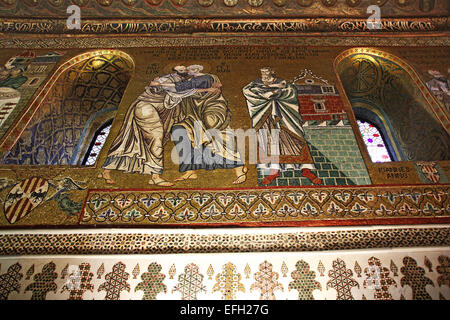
[[81, 185, 450, 225], [0, 250, 448, 300]]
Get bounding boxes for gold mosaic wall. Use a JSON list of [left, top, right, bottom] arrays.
[[0, 6, 448, 301], [0, 40, 447, 227]]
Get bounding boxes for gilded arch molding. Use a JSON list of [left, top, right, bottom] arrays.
[[334, 47, 450, 134], [0, 49, 135, 157]]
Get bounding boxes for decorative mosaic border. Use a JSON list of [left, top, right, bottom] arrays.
[[0, 226, 449, 255], [0, 35, 449, 49], [1, 0, 447, 19], [79, 185, 450, 226], [0, 249, 448, 300], [0, 17, 448, 34]]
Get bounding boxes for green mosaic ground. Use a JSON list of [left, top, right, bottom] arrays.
[[258, 125, 371, 186]]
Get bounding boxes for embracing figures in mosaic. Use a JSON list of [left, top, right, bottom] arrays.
[[99, 65, 326, 187], [99, 64, 248, 186]]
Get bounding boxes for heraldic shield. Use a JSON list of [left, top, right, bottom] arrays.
[[4, 177, 49, 224]]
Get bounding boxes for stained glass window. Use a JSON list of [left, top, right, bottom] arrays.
[[357, 119, 392, 163], [82, 122, 112, 166]]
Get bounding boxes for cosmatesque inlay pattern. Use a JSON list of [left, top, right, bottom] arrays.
[[0, 36, 448, 51], [0, 226, 448, 255], [0, 249, 448, 300]]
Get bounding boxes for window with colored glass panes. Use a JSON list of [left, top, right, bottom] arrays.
[[356, 120, 392, 163], [83, 123, 112, 166]]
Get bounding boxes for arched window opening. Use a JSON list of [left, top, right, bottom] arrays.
[[81, 119, 113, 166], [0, 51, 134, 165], [336, 48, 449, 162], [357, 119, 392, 163], [352, 106, 400, 162]]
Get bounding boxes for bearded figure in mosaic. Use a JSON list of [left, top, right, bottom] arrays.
[[165, 65, 247, 184], [101, 64, 247, 186], [425, 69, 450, 113], [242, 67, 320, 185], [100, 65, 191, 186]]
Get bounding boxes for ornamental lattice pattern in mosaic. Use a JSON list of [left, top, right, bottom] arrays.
[[0, 227, 449, 255]]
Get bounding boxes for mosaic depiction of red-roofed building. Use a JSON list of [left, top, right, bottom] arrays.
[[294, 69, 348, 122]]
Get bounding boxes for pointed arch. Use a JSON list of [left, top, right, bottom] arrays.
[[334, 47, 449, 162], [0, 50, 135, 165]]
